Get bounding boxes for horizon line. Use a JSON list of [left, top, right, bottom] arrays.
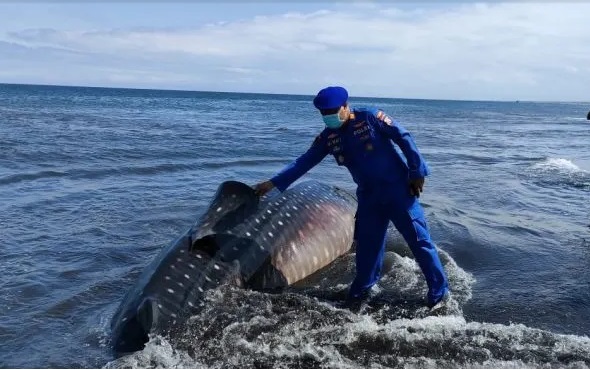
[[1, 81, 588, 105]]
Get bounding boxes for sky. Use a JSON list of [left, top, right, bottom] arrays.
[[0, 1, 589, 101]]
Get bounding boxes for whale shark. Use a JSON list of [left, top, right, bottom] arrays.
[[110, 180, 357, 353]]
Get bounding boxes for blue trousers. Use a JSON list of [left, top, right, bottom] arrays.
[[348, 194, 449, 305]]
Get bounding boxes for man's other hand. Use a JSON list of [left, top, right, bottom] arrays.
[[409, 178, 425, 197]]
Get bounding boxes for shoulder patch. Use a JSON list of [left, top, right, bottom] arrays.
[[376, 110, 393, 126]]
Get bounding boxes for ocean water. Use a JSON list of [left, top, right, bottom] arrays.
[[0, 83, 589, 368]]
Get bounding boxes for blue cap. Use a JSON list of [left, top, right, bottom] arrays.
[[313, 86, 348, 110]]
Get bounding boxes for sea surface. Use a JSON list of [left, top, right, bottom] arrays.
[[0, 83, 589, 368]]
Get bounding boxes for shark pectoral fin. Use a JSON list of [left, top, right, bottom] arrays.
[[195, 181, 260, 234]]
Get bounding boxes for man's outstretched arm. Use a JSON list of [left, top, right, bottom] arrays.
[[254, 135, 328, 196]]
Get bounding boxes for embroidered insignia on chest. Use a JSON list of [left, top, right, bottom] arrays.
[[328, 137, 341, 147], [353, 125, 369, 136], [360, 134, 371, 141]]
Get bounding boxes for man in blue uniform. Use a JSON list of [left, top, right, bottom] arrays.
[[254, 86, 449, 309]]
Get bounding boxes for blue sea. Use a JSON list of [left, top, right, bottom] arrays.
[[1, 83, 589, 368]]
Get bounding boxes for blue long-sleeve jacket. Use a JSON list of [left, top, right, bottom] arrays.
[[271, 107, 430, 196]]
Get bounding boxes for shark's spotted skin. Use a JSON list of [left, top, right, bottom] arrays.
[[110, 180, 357, 354]]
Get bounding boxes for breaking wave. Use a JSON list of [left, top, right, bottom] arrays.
[[104, 240, 590, 369]]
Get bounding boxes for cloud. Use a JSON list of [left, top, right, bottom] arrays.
[[2, 3, 590, 101]]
